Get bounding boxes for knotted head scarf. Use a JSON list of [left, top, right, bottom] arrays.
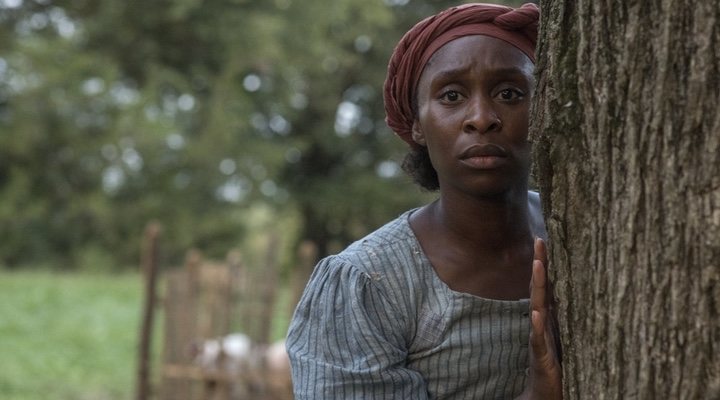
[[383, 3, 539, 147]]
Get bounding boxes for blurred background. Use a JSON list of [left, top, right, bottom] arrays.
[[0, 0, 526, 399]]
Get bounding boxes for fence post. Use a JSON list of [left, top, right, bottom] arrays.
[[135, 222, 162, 400], [259, 233, 281, 344], [288, 240, 318, 317]]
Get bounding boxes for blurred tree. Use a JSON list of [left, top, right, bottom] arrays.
[[0, 0, 525, 269]]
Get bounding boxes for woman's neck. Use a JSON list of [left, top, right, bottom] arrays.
[[409, 186, 537, 299], [429, 187, 533, 251]]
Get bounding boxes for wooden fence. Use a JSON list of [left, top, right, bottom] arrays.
[[135, 224, 317, 400]]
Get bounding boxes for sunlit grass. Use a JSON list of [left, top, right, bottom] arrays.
[[0, 271, 142, 400], [0, 269, 293, 400]]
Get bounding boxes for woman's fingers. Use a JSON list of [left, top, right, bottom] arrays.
[[530, 259, 546, 317], [533, 237, 548, 266], [526, 238, 563, 399], [530, 259, 549, 362], [530, 310, 548, 359], [530, 242, 557, 366], [532, 238, 549, 306]]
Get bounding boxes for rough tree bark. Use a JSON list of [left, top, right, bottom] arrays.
[[531, 1, 720, 399]]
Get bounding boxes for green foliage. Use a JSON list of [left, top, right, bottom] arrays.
[[0, 0, 524, 269]]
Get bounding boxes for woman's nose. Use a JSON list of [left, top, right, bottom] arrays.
[[462, 97, 502, 134]]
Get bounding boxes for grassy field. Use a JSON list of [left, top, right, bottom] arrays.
[[0, 271, 145, 400], [0, 269, 294, 400]]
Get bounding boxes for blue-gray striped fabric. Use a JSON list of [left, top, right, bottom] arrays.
[[287, 210, 530, 399]]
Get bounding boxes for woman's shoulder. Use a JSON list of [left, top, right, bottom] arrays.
[[309, 209, 433, 306], [336, 209, 423, 275]]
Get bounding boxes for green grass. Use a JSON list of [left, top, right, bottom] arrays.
[[0, 271, 144, 400], [0, 269, 294, 400]]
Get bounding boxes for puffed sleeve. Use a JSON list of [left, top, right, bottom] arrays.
[[286, 256, 429, 399]]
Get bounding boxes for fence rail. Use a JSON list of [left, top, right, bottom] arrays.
[[136, 226, 316, 400]]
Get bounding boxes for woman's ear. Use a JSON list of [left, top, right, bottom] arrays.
[[411, 121, 426, 146]]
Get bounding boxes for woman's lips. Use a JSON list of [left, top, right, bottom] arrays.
[[461, 155, 507, 169], [459, 144, 508, 169]]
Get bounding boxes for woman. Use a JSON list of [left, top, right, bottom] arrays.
[[287, 3, 561, 399]]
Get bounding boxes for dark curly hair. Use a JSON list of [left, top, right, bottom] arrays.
[[402, 145, 439, 191]]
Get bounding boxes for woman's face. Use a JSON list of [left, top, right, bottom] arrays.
[[412, 35, 535, 199]]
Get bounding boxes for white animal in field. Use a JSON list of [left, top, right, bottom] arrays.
[[264, 339, 292, 397], [265, 339, 289, 369], [190, 333, 292, 399], [191, 332, 255, 373]]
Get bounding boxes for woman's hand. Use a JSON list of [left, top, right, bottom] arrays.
[[517, 238, 562, 400]]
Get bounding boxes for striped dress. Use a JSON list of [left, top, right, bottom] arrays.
[[286, 209, 531, 399]]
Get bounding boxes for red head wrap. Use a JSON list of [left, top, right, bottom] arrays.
[[383, 3, 539, 147]]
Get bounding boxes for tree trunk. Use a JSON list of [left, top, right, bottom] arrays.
[[532, 1, 720, 399]]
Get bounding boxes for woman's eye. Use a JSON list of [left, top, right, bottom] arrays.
[[441, 90, 461, 102], [498, 89, 524, 101]]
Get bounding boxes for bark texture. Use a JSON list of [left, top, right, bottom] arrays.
[[531, 1, 720, 399]]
